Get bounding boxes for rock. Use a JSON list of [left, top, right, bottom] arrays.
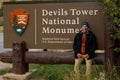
[[3, 72, 31, 80]]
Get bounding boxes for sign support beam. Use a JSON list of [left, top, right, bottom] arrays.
[[12, 41, 28, 74]]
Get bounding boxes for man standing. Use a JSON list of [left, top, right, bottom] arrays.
[[73, 21, 97, 77]]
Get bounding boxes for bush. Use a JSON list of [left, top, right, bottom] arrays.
[[0, 20, 3, 26], [29, 64, 74, 80], [0, 68, 12, 75], [29, 64, 104, 80], [0, 8, 3, 17]]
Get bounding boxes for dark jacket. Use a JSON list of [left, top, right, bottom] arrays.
[[73, 31, 97, 59]]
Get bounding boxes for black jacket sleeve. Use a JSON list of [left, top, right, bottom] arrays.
[[88, 33, 97, 59], [73, 34, 81, 58]]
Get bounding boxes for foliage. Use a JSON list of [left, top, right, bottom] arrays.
[[114, 47, 120, 53], [30, 64, 73, 80], [29, 64, 104, 80], [0, 19, 3, 26], [0, 8, 3, 17], [10, 0, 16, 2], [0, 68, 12, 75], [99, 0, 120, 53]]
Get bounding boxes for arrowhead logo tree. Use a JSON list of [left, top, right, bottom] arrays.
[[10, 9, 29, 36]]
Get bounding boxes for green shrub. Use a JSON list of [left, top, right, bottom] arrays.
[[0, 8, 3, 17], [29, 64, 74, 80], [0, 20, 3, 26], [29, 64, 104, 80], [0, 68, 12, 75]]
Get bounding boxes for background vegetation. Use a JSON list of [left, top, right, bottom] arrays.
[[0, 64, 104, 80], [0, 68, 12, 75], [99, 0, 120, 52], [29, 64, 104, 80]]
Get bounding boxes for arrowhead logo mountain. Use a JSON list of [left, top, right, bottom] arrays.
[[10, 9, 29, 36]]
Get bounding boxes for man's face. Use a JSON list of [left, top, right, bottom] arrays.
[[81, 25, 88, 31]]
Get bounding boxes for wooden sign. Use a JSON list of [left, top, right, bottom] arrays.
[[3, 2, 105, 49]]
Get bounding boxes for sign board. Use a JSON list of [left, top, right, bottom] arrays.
[[3, 2, 105, 49]]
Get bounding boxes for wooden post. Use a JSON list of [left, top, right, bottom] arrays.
[[12, 41, 28, 74]]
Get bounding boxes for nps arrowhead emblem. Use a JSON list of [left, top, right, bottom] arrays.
[[10, 9, 29, 36]]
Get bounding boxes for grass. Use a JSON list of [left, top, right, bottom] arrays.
[[1, 64, 119, 80], [0, 26, 3, 32], [29, 64, 74, 80], [0, 64, 119, 80], [0, 20, 3, 26], [0, 19, 3, 32], [29, 64, 104, 80], [0, 68, 12, 75]]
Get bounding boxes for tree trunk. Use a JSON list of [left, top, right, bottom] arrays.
[[104, 17, 115, 80]]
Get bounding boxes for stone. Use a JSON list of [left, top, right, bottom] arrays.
[[3, 72, 31, 80]]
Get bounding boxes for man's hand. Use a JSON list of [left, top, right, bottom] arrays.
[[85, 54, 89, 58], [77, 53, 82, 58]]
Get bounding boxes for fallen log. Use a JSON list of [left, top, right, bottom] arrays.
[[0, 51, 104, 64]]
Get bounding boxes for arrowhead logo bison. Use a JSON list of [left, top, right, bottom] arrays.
[[10, 9, 29, 36]]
